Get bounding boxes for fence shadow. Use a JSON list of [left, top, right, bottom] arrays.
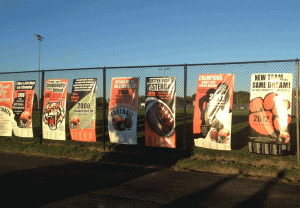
[[1, 159, 160, 207], [234, 171, 285, 207]]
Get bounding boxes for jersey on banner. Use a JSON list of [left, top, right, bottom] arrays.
[[0, 81, 14, 137], [42, 79, 68, 140], [193, 74, 234, 151], [12, 80, 36, 138], [108, 77, 139, 144], [248, 73, 293, 155], [145, 77, 176, 148], [69, 78, 97, 142]]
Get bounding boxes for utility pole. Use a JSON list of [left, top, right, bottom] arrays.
[[34, 34, 44, 109]]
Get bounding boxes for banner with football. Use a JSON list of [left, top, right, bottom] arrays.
[[69, 78, 97, 142], [145, 77, 176, 148], [248, 73, 293, 155], [42, 79, 68, 140], [108, 77, 139, 144], [0, 81, 14, 137], [12, 80, 36, 138], [193, 74, 235, 151]]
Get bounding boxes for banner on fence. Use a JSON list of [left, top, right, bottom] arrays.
[[12, 80, 36, 138], [42, 79, 68, 140], [69, 78, 97, 142], [145, 77, 176, 148], [0, 81, 14, 136], [248, 73, 293, 155], [193, 74, 234, 150], [108, 77, 139, 144]]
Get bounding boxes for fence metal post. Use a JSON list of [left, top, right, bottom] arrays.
[[296, 59, 299, 167], [40, 70, 45, 145], [103, 67, 106, 150], [183, 64, 187, 151]]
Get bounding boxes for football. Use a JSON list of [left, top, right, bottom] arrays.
[[210, 128, 218, 141], [279, 132, 290, 143], [218, 128, 230, 143], [145, 98, 175, 137]]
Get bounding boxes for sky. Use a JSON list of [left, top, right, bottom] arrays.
[[0, 0, 300, 96]]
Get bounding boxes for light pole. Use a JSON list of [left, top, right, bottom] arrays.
[[34, 34, 44, 109]]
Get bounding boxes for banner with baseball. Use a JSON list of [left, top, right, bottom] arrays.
[[145, 77, 176, 148], [69, 78, 97, 142], [108, 77, 139, 144], [248, 73, 293, 155], [12, 80, 36, 138], [42, 79, 68, 140], [193, 74, 235, 150], [0, 81, 14, 137]]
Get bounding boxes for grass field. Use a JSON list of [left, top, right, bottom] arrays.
[[1, 108, 300, 185]]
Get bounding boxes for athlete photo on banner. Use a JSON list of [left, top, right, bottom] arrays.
[[69, 78, 97, 142], [108, 77, 139, 145], [145, 76, 176, 148], [12, 80, 36, 138], [42, 79, 68, 140], [193, 74, 235, 151], [0, 81, 14, 137], [248, 73, 293, 155]]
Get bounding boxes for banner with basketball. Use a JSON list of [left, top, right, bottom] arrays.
[[193, 74, 234, 151], [12, 80, 36, 138], [108, 77, 139, 144], [248, 73, 293, 155], [69, 78, 97, 142], [42, 79, 68, 140], [145, 77, 176, 148], [0, 81, 14, 136]]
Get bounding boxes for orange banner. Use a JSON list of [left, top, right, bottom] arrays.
[[0, 81, 14, 136], [193, 74, 234, 151], [69, 78, 97, 142], [145, 77, 176, 148], [248, 73, 293, 155], [108, 77, 139, 144], [12, 80, 36, 138]]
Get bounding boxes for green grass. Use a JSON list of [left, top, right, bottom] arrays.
[[1, 108, 300, 185]]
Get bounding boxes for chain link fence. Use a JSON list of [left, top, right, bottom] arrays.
[[0, 59, 298, 153]]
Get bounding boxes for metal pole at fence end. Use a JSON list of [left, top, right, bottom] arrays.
[[295, 59, 299, 167], [103, 67, 106, 150], [183, 64, 187, 151], [40, 70, 45, 145]]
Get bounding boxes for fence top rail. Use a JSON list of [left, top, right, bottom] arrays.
[[0, 58, 298, 75]]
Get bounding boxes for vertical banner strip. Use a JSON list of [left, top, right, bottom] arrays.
[[108, 77, 139, 145], [69, 78, 97, 142], [42, 79, 68, 140], [145, 76, 176, 148], [248, 73, 293, 155], [12, 80, 36, 138], [193, 74, 235, 151], [0, 81, 14, 137]]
